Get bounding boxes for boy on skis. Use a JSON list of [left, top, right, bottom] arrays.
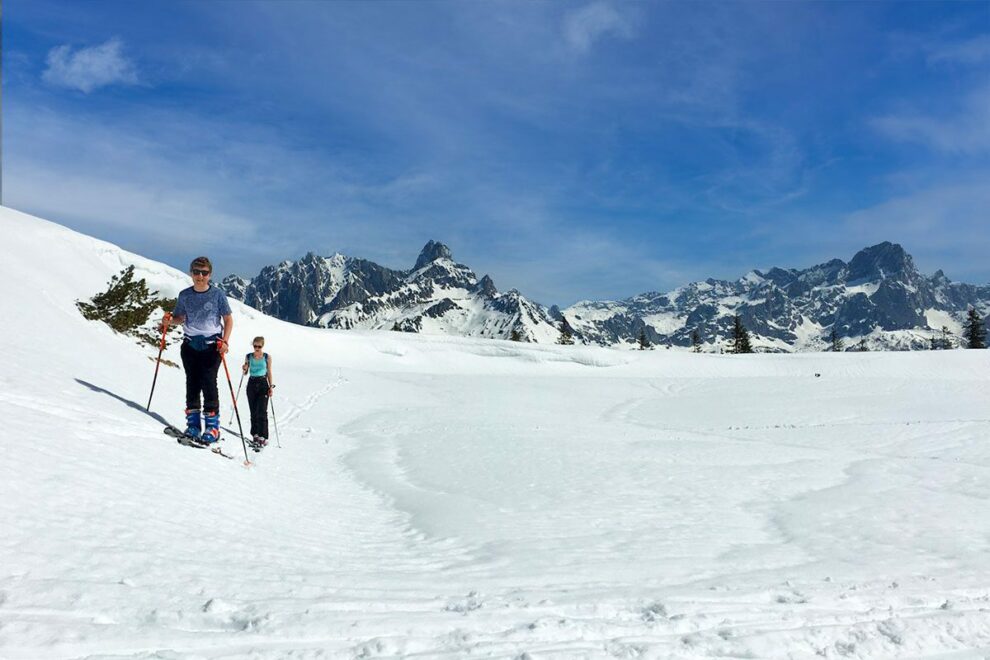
[[162, 256, 233, 444]]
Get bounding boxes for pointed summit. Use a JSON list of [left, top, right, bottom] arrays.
[[473, 274, 497, 298], [414, 240, 453, 270], [846, 242, 915, 283]]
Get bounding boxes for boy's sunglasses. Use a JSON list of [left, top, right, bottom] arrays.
[[191, 269, 211, 276], [253, 345, 263, 349]]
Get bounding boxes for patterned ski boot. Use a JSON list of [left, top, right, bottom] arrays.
[[184, 408, 202, 440], [202, 410, 221, 444]]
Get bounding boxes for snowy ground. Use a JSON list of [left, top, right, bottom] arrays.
[[2, 206, 990, 659]]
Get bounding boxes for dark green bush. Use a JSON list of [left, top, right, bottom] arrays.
[[77, 266, 177, 347]]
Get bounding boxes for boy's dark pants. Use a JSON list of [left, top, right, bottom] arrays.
[[180, 341, 221, 412]]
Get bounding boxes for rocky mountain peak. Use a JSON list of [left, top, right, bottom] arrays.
[[473, 274, 498, 298], [931, 269, 950, 285], [845, 242, 915, 284], [414, 240, 453, 270], [220, 274, 249, 300]]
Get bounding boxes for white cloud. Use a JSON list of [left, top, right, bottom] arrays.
[[927, 35, 990, 66], [838, 177, 990, 282], [841, 177, 990, 249], [9, 162, 254, 250], [43, 38, 140, 93], [1, 102, 486, 278], [3, 105, 260, 260], [755, 176, 990, 284], [562, 3, 634, 54], [871, 86, 990, 155]]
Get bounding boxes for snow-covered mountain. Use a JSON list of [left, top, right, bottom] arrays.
[[565, 242, 990, 351], [221, 241, 561, 343], [224, 240, 990, 351]]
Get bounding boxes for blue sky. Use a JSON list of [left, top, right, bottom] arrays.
[[4, 1, 988, 305]]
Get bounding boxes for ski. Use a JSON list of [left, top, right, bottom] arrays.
[[210, 446, 236, 460], [247, 438, 268, 453], [164, 425, 236, 460]]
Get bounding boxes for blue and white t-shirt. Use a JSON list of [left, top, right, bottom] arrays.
[[173, 286, 232, 337]]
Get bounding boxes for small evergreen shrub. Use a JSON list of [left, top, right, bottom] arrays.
[[77, 266, 177, 347]]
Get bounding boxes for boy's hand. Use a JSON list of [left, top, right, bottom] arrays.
[[217, 338, 229, 355], [159, 312, 173, 332]]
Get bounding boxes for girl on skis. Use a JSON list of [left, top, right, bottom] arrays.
[[242, 336, 274, 447]]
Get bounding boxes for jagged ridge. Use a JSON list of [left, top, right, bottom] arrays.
[[221, 241, 990, 351], [222, 242, 561, 343], [565, 242, 990, 351]]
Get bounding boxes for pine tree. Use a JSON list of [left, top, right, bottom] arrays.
[[638, 328, 650, 350], [964, 308, 987, 349], [829, 328, 844, 352], [856, 339, 869, 352], [76, 266, 176, 346], [556, 316, 574, 345], [941, 326, 953, 350], [691, 329, 702, 353], [391, 321, 402, 332], [509, 328, 522, 342], [930, 334, 938, 351], [729, 315, 753, 354]]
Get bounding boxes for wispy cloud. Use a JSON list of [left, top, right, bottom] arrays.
[[2, 100, 520, 279], [42, 38, 139, 93], [840, 177, 990, 281], [926, 34, 990, 67], [562, 3, 635, 54], [747, 174, 990, 285], [871, 86, 990, 155], [3, 104, 264, 269]]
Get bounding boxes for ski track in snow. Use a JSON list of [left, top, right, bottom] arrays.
[[2, 207, 990, 659]]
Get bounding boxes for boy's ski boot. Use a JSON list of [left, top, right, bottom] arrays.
[[184, 408, 202, 440], [201, 410, 221, 444]]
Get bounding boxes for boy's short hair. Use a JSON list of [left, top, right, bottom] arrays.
[[190, 256, 213, 273]]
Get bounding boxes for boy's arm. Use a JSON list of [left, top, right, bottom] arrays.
[[219, 314, 233, 354], [161, 313, 184, 330], [168, 294, 186, 328]]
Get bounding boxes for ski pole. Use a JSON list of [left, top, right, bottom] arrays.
[[146, 312, 172, 411], [269, 395, 281, 448], [228, 371, 245, 425], [219, 342, 251, 466]]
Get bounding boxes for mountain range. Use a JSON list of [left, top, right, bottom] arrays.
[[221, 241, 561, 343], [221, 241, 990, 351]]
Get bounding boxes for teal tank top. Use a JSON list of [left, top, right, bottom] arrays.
[[248, 353, 268, 377]]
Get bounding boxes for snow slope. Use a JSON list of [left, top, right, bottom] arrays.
[[2, 206, 990, 659]]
